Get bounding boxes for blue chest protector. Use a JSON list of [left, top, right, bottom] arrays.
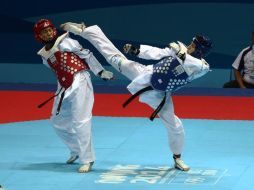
[[151, 56, 190, 92], [123, 56, 190, 121]]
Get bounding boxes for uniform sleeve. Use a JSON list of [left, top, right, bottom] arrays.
[[232, 49, 245, 71], [184, 54, 210, 81], [137, 45, 175, 60], [59, 37, 104, 75]]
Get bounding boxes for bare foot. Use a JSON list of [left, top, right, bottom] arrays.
[[78, 162, 94, 173]]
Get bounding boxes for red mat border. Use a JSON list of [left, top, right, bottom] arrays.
[[1, 91, 253, 124]]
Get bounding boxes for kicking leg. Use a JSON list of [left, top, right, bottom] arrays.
[[61, 23, 146, 80]]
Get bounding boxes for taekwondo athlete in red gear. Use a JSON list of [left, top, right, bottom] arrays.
[[60, 22, 212, 172], [34, 19, 113, 173]]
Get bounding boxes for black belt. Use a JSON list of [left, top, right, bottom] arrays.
[[122, 86, 167, 121], [38, 87, 66, 115]]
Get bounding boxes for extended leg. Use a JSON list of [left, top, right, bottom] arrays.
[[61, 23, 146, 80]]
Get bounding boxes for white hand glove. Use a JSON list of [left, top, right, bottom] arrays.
[[100, 70, 114, 80], [169, 42, 180, 53], [60, 22, 86, 35], [169, 41, 187, 61]]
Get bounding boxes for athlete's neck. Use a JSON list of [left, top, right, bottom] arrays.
[[44, 37, 57, 51]]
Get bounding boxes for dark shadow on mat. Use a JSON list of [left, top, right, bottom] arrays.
[[17, 162, 79, 173]]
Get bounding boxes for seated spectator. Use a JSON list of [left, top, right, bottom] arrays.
[[223, 31, 254, 88]]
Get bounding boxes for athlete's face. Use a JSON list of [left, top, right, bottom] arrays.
[[187, 42, 196, 54], [39, 27, 55, 42]]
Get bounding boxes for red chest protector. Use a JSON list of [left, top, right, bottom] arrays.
[[47, 51, 89, 88]]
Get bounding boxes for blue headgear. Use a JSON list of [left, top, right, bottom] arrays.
[[191, 35, 212, 59]]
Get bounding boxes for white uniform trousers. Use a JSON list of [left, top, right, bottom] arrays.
[[50, 70, 95, 164]]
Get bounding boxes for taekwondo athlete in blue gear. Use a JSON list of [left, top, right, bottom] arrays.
[[60, 22, 212, 172], [123, 36, 212, 120]]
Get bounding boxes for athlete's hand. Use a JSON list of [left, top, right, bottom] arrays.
[[123, 44, 140, 56], [169, 42, 180, 53], [169, 42, 186, 61], [99, 70, 114, 81]]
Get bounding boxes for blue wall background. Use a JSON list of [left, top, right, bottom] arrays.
[[0, 0, 253, 88]]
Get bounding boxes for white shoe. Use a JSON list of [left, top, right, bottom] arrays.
[[174, 158, 190, 171], [66, 155, 79, 164], [60, 22, 86, 35], [0, 185, 4, 190], [78, 162, 94, 173]]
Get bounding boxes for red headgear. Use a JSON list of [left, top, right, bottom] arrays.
[[34, 19, 57, 42]]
